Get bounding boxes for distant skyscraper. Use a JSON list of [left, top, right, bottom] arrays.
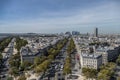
[[72, 31, 80, 35], [65, 31, 71, 36], [94, 28, 98, 37]]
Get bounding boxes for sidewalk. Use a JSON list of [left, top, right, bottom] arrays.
[[66, 53, 85, 80]]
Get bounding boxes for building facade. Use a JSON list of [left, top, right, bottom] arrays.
[[81, 53, 102, 69], [96, 46, 120, 64]]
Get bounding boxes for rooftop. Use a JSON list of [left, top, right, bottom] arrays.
[[82, 53, 102, 59]]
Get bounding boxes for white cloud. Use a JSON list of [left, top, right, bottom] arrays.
[[0, 1, 120, 33]]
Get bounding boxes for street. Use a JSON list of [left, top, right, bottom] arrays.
[[40, 41, 69, 80], [0, 38, 16, 80]]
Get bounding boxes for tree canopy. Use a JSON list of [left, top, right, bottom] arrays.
[[63, 38, 75, 75], [98, 62, 116, 80], [18, 75, 26, 80], [0, 53, 3, 66], [34, 38, 68, 74], [9, 53, 21, 68], [0, 37, 12, 52], [15, 37, 28, 51], [8, 67, 19, 77], [63, 57, 71, 75], [67, 38, 75, 54], [82, 68, 98, 79], [116, 55, 120, 65]]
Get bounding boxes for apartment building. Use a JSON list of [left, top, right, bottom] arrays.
[[81, 53, 102, 69]]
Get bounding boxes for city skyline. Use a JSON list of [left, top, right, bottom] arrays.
[[0, 0, 120, 33]]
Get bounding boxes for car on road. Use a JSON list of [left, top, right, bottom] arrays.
[[67, 74, 79, 79], [0, 74, 6, 78]]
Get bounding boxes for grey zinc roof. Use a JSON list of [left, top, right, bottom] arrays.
[[82, 53, 102, 59]]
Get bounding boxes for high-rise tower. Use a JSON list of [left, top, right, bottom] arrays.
[[94, 28, 98, 37]]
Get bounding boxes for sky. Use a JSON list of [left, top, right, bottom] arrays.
[[0, 0, 120, 34]]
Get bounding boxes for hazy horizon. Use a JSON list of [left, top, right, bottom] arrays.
[[0, 0, 120, 33]]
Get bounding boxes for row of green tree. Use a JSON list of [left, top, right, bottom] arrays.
[[15, 37, 28, 51], [82, 62, 116, 80], [0, 37, 12, 52], [82, 68, 98, 79], [9, 53, 31, 79], [63, 57, 71, 75], [0, 37, 12, 67], [35, 59, 51, 73], [116, 55, 120, 65], [8, 37, 28, 78], [9, 53, 21, 77], [98, 62, 116, 80], [0, 53, 3, 68], [67, 38, 75, 54], [34, 38, 68, 73], [63, 38, 75, 75]]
